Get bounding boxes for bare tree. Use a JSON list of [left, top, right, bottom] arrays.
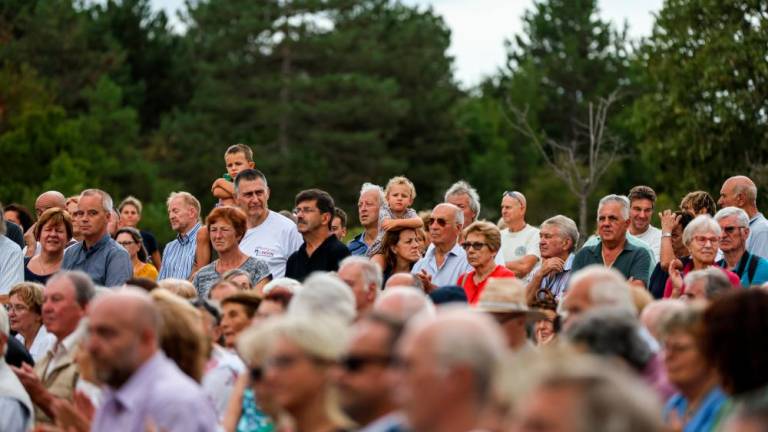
[[505, 91, 623, 242]]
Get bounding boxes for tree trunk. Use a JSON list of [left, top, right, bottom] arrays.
[[578, 193, 589, 247], [278, 23, 292, 156]]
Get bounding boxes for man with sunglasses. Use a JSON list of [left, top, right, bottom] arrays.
[[714, 207, 768, 286], [336, 313, 406, 432], [500, 191, 540, 281], [411, 204, 471, 292], [718, 175, 768, 259]]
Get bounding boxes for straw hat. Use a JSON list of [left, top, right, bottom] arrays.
[[476, 277, 547, 321]]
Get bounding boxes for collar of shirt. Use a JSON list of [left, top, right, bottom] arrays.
[[54, 324, 84, 356], [358, 412, 406, 432], [750, 212, 766, 226], [82, 233, 111, 254], [424, 242, 464, 260], [108, 351, 165, 412], [562, 253, 575, 271], [177, 222, 202, 245]]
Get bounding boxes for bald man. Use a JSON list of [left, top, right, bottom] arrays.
[[718, 176, 768, 259], [412, 203, 471, 291], [88, 289, 216, 431], [24, 191, 67, 257]]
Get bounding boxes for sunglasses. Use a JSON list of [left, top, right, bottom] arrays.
[[721, 226, 745, 234], [503, 190, 525, 207], [461, 241, 488, 251], [428, 217, 448, 227], [339, 354, 392, 373]]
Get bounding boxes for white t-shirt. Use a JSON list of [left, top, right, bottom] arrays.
[[239, 211, 303, 279], [501, 224, 541, 281], [634, 225, 662, 262]]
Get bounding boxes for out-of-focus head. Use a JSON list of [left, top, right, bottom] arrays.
[[445, 180, 481, 226], [156, 278, 197, 300], [222, 268, 253, 291], [395, 307, 507, 432], [507, 350, 662, 432], [680, 191, 717, 217], [262, 277, 302, 296], [702, 290, 768, 396], [86, 288, 161, 388], [682, 267, 732, 304], [721, 395, 768, 432], [373, 287, 435, 322], [149, 288, 207, 381], [236, 323, 280, 417], [384, 272, 423, 291], [338, 256, 383, 314], [477, 278, 545, 350], [208, 279, 240, 303], [288, 272, 356, 324], [639, 299, 687, 342], [43, 271, 95, 339], [657, 305, 712, 391], [560, 266, 634, 326], [220, 292, 262, 348]]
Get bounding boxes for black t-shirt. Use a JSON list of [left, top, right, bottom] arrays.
[[24, 256, 53, 284], [141, 230, 159, 257], [285, 234, 351, 281]]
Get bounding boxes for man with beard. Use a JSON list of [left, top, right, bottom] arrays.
[[285, 189, 350, 281], [88, 288, 216, 431]]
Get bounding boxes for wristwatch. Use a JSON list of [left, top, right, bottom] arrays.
[[661, 232, 672, 238]]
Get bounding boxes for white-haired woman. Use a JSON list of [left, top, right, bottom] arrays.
[[262, 315, 352, 432], [665, 215, 740, 298]]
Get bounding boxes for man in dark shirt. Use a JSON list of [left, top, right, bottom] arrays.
[[286, 189, 350, 281]]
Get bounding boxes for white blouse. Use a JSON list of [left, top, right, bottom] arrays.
[[15, 325, 57, 362]]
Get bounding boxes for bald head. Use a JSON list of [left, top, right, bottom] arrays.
[[374, 287, 435, 322], [90, 288, 161, 337], [35, 191, 66, 218], [385, 272, 422, 290], [720, 175, 758, 209]]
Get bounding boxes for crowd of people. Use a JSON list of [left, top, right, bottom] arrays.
[[1, 143, 768, 432]]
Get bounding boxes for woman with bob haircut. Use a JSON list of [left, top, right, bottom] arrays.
[[25, 207, 73, 284]]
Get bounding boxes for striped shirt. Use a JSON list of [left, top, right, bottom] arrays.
[[158, 223, 201, 281], [530, 254, 575, 302]]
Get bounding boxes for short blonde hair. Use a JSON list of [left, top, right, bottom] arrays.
[[157, 278, 197, 300], [9, 282, 45, 315], [385, 175, 416, 199], [119, 195, 143, 214], [463, 220, 502, 252]]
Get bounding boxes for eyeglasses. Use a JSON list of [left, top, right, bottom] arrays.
[[721, 226, 745, 235], [461, 241, 488, 251], [693, 235, 719, 246], [428, 217, 448, 227], [293, 207, 318, 215], [5, 304, 29, 313], [338, 354, 392, 373], [250, 367, 263, 382], [503, 191, 525, 207], [117, 241, 135, 247]]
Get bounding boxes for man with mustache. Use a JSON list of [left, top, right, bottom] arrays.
[[285, 189, 350, 281]]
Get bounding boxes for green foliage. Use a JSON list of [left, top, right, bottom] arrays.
[[631, 0, 768, 202]]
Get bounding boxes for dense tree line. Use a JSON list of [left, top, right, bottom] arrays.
[[1, 0, 765, 245]]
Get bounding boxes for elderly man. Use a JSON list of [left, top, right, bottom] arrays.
[[572, 195, 652, 286], [285, 189, 350, 281], [396, 308, 507, 432], [336, 312, 406, 432], [0, 304, 33, 431], [23, 191, 68, 257], [61, 189, 131, 287], [349, 183, 384, 256], [628, 186, 662, 261], [718, 175, 768, 258], [338, 256, 383, 316], [526, 215, 579, 304], [88, 289, 217, 430], [236, 169, 302, 278], [412, 203, 471, 291], [445, 180, 481, 226], [0, 205, 23, 295], [374, 287, 435, 322], [158, 192, 202, 281], [715, 207, 768, 286], [384, 272, 424, 290], [499, 191, 540, 280], [12, 271, 94, 424], [560, 265, 636, 325]]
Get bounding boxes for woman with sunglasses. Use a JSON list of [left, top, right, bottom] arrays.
[[116, 226, 158, 281], [664, 215, 740, 298], [262, 315, 352, 432], [457, 221, 515, 305], [372, 228, 422, 285]]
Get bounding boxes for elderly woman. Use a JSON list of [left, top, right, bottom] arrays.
[[371, 228, 422, 285], [262, 315, 352, 432], [664, 215, 740, 298], [8, 282, 56, 361], [25, 208, 73, 284], [116, 227, 158, 281], [457, 221, 515, 305], [118, 196, 162, 268], [660, 306, 726, 432], [193, 207, 271, 299]]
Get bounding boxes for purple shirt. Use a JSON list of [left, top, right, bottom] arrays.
[[91, 352, 217, 432]]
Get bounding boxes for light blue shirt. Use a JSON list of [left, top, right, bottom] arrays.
[[0, 236, 23, 294], [747, 212, 768, 259], [91, 352, 217, 432], [158, 223, 201, 281], [412, 243, 471, 287], [62, 234, 132, 287]]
